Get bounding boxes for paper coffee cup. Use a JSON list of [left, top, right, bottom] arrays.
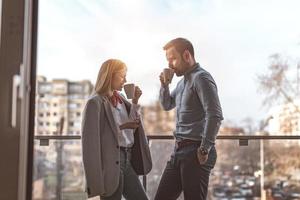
[[124, 83, 135, 99], [163, 68, 174, 83]]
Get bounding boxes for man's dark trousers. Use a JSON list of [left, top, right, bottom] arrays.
[[154, 143, 217, 200]]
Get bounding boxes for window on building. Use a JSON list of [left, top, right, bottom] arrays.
[[39, 83, 52, 94], [68, 103, 77, 109], [69, 84, 83, 93], [74, 121, 81, 128], [38, 102, 49, 109]]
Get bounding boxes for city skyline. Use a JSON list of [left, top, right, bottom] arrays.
[[37, 0, 300, 124]]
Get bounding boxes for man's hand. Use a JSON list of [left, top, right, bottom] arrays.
[[197, 147, 208, 165], [159, 72, 169, 87], [132, 86, 142, 104], [119, 120, 140, 130]]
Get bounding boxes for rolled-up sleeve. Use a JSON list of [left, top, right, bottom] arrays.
[[159, 85, 176, 111], [194, 74, 223, 152]]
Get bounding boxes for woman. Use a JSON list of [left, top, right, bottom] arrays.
[[81, 59, 152, 200]]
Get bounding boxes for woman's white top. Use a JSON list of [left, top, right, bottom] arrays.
[[110, 102, 140, 147]]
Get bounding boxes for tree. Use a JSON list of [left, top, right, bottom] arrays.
[[257, 53, 300, 108], [257, 54, 300, 134]]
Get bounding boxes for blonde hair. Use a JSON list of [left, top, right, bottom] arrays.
[[94, 59, 127, 95]]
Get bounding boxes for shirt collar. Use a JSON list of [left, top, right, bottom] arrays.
[[184, 63, 200, 79]]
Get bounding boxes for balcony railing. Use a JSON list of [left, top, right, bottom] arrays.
[[33, 134, 300, 200], [34, 134, 300, 148]]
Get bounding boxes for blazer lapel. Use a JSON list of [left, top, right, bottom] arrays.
[[102, 97, 119, 143]]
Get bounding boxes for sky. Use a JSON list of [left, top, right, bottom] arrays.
[[37, 0, 300, 125]]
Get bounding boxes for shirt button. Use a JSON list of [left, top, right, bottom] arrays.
[[116, 161, 119, 165]]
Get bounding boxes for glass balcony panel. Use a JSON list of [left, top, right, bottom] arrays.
[[33, 140, 86, 200], [33, 138, 300, 199]]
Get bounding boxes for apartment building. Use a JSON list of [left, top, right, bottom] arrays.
[[141, 101, 176, 135], [269, 101, 300, 135], [35, 76, 93, 135]]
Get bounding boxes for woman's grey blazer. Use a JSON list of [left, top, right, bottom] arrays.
[[81, 94, 152, 198]]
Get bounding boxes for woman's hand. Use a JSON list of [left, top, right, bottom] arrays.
[[119, 119, 140, 130], [132, 86, 142, 104]]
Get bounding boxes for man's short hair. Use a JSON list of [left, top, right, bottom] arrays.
[[163, 38, 194, 58]]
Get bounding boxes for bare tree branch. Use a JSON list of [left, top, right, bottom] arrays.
[[257, 53, 298, 108]]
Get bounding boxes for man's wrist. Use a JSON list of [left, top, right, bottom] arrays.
[[198, 146, 209, 155], [161, 83, 169, 88]]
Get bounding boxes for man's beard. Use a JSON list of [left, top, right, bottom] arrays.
[[176, 60, 190, 76]]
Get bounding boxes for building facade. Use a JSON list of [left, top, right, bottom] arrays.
[[35, 76, 93, 135], [268, 101, 300, 135], [141, 101, 176, 135]]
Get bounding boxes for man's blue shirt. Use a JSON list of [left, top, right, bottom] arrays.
[[159, 63, 223, 152]]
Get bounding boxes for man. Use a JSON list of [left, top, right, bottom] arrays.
[[155, 38, 223, 200]]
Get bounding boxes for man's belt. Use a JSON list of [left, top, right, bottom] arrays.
[[175, 139, 201, 150]]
